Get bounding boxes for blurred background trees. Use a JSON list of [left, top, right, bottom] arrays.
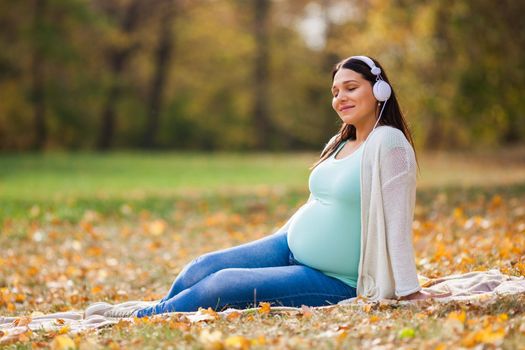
[[0, 0, 523, 151]]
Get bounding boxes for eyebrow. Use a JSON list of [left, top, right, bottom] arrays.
[[331, 79, 359, 91]]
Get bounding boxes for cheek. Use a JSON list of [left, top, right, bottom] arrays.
[[357, 90, 376, 109], [331, 98, 338, 111]]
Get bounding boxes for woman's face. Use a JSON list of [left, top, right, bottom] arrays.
[[331, 68, 378, 128]]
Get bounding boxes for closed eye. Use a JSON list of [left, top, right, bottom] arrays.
[[332, 87, 356, 97]]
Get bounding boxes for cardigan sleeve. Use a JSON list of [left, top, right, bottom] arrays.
[[380, 141, 422, 297]]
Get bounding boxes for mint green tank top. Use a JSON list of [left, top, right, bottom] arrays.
[[287, 139, 363, 288]]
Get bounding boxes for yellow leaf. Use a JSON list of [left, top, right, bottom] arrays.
[[199, 329, 223, 350], [17, 331, 32, 342], [250, 335, 266, 346], [51, 335, 76, 350], [461, 325, 506, 347], [453, 207, 464, 219], [58, 325, 71, 334], [447, 310, 466, 323], [362, 304, 372, 313], [149, 219, 167, 236], [514, 262, 525, 275], [369, 315, 380, 323], [398, 327, 416, 339], [224, 335, 251, 350], [108, 340, 120, 350], [337, 330, 348, 342], [477, 326, 506, 344]]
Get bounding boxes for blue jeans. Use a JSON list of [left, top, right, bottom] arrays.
[[136, 229, 357, 317]]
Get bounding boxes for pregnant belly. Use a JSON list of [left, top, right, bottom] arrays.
[[287, 200, 361, 277]]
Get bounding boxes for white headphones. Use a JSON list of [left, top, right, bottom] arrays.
[[345, 55, 392, 134], [348, 55, 392, 102]]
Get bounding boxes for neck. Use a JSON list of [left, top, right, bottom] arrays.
[[354, 103, 382, 142], [354, 117, 379, 143]]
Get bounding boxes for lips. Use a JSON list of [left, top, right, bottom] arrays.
[[339, 105, 355, 112]]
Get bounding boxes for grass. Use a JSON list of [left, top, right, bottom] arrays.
[[0, 146, 524, 349]]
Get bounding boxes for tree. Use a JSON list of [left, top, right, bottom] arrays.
[[142, 0, 178, 149], [96, 0, 144, 150], [31, 0, 48, 150], [252, 0, 273, 149]]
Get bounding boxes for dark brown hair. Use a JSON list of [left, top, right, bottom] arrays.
[[310, 56, 419, 174]]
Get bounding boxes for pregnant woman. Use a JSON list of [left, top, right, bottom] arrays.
[[95, 55, 449, 318]]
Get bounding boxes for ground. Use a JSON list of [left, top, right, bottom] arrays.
[[0, 146, 524, 349]]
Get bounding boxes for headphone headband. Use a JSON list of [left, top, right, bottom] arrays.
[[349, 55, 382, 76]]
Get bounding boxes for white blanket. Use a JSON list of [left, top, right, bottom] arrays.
[[1, 269, 524, 343]]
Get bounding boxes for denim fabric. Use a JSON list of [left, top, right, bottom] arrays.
[[136, 230, 357, 317]]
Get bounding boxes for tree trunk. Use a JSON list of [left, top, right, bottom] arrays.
[[97, 0, 142, 150], [142, 0, 177, 149], [253, 0, 272, 150], [31, 0, 47, 150]]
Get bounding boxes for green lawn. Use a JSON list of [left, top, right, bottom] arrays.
[[1, 148, 524, 223]]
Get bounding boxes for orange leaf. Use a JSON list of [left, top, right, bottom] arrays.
[[258, 302, 271, 315], [13, 316, 32, 327], [90, 285, 103, 294], [226, 311, 241, 321], [300, 305, 313, 318]]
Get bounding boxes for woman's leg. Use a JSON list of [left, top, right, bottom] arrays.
[[158, 229, 291, 303], [137, 265, 356, 317]]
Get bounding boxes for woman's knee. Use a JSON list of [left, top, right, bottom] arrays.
[[176, 253, 218, 287]]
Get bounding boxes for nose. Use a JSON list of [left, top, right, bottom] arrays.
[[335, 92, 348, 103]]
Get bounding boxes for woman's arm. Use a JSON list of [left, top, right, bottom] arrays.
[[380, 143, 422, 298]]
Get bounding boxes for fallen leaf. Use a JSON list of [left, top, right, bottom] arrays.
[[398, 327, 416, 339], [258, 302, 271, 315], [224, 335, 250, 350], [51, 335, 76, 350]]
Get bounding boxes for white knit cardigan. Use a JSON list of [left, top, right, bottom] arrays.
[[279, 125, 422, 300]]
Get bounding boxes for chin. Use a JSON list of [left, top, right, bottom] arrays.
[[339, 116, 356, 125]]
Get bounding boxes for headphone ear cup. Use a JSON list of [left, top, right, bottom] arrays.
[[373, 80, 392, 102]]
